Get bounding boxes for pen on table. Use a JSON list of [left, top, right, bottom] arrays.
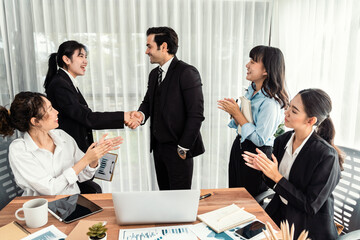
[[48, 208, 62, 222], [200, 193, 212, 200]]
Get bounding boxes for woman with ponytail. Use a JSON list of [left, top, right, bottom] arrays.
[[44, 41, 137, 193], [243, 88, 343, 239], [44, 41, 134, 153], [0, 92, 122, 196]]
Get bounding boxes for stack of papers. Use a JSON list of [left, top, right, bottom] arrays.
[[197, 204, 256, 233]]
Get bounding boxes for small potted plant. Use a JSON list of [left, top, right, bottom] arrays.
[[87, 222, 108, 240]]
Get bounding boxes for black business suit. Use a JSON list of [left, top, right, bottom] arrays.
[[45, 69, 125, 193], [265, 131, 340, 240], [138, 56, 205, 190], [45, 69, 125, 153]]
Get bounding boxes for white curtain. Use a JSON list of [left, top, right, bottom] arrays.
[[0, 0, 272, 192], [271, 0, 360, 149], [2, 0, 358, 193]]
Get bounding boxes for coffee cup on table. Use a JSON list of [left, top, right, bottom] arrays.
[[15, 198, 48, 228]]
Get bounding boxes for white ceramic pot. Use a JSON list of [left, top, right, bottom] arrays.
[[88, 233, 107, 240]]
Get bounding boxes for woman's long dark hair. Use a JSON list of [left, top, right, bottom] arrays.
[[0, 92, 46, 136], [249, 45, 289, 108], [299, 88, 344, 170], [43, 40, 87, 90]]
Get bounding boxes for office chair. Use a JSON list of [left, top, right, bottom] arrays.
[[254, 125, 285, 208], [255, 188, 275, 209], [337, 230, 360, 240], [0, 136, 23, 210], [334, 146, 360, 235]]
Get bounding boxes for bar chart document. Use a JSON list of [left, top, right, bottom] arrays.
[[119, 225, 197, 240]]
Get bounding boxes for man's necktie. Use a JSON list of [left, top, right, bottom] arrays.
[[157, 67, 163, 85]]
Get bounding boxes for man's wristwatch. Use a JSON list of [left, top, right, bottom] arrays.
[[177, 147, 187, 159]]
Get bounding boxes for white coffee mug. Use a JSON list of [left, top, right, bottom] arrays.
[[15, 198, 48, 228]]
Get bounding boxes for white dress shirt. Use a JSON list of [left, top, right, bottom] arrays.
[[9, 129, 98, 196], [278, 129, 314, 204], [158, 57, 174, 82], [59, 67, 79, 92], [139, 57, 188, 151], [139, 57, 174, 120]]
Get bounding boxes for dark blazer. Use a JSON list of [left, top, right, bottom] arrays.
[[45, 69, 124, 152], [265, 131, 341, 240], [138, 57, 205, 158]]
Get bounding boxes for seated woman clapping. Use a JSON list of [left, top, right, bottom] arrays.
[[0, 92, 123, 196], [243, 88, 343, 240]]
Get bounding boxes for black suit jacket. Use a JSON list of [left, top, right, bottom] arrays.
[[45, 69, 124, 152], [265, 131, 340, 240], [138, 57, 205, 158]]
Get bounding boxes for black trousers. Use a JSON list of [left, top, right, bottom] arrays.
[[229, 135, 272, 197], [266, 200, 287, 227], [153, 140, 193, 190]]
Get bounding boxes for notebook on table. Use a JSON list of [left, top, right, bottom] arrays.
[[0, 221, 30, 240], [198, 204, 256, 233], [112, 190, 200, 225]]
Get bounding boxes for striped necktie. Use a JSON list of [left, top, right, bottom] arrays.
[[157, 67, 163, 85]]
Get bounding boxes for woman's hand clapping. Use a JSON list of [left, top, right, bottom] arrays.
[[85, 134, 124, 167], [217, 98, 240, 117], [242, 148, 283, 183], [98, 133, 123, 151]]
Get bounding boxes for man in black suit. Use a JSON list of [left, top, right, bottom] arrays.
[[130, 27, 205, 190]]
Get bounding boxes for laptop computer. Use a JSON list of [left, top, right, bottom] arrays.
[[112, 189, 200, 225]]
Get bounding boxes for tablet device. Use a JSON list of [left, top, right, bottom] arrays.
[[48, 194, 103, 223]]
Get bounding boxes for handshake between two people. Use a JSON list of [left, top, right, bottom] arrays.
[[124, 111, 144, 129]]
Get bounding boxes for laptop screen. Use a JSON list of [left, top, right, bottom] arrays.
[[112, 190, 200, 225]]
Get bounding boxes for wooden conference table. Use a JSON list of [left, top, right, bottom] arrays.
[[0, 188, 279, 239]]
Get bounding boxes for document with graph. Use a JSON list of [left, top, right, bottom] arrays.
[[94, 153, 118, 181], [118, 225, 197, 240]]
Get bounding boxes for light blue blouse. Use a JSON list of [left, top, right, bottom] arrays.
[[228, 84, 284, 147]]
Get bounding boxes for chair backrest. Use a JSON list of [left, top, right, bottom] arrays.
[[0, 136, 23, 210], [333, 146, 360, 233], [337, 229, 360, 240]]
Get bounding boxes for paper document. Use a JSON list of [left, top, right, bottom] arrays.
[[119, 225, 197, 240], [189, 222, 236, 240], [94, 153, 118, 181], [197, 204, 256, 233]]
